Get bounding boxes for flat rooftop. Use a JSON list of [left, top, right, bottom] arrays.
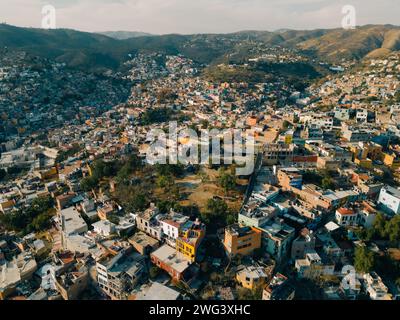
[[383, 185, 400, 198], [60, 207, 88, 236], [136, 282, 180, 300], [100, 250, 145, 277], [226, 224, 259, 237], [129, 231, 159, 247], [151, 244, 191, 274]]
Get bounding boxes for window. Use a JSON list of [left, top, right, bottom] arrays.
[[238, 243, 252, 250]]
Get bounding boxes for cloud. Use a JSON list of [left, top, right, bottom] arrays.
[[0, 0, 398, 34]]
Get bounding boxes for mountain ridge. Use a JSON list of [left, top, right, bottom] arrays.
[[98, 31, 153, 40], [1, 23, 399, 71]]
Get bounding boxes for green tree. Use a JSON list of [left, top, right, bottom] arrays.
[[108, 215, 120, 225], [157, 174, 173, 189], [91, 159, 119, 180], [303, 171, 323, 185], [0, 168, 7, 181], [202, 199, 229, 225], [155, 163, 184, 177], [355, 228, 374, 242], [80, 176, 98, 192], [116, 165, 131, 185], [127, 193, 148, 212], [141, 108, 174, 125], [354, 246, 375, 274], [373, 213, 387, 239], [157, 200, 182, 214], [226, 213, 236, 225], [31, 212, 53, 231], [219, 170, 237, 193], [115, 155, 142, 185], [149, 266, 161, 279], [385, 215, 400, 243], [0, 196, 55, 234], [282, 120, 291, 130], [321, 176, 335, 190]]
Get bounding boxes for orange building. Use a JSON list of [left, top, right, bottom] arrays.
[[224, 224, 262, 256], [247, 117, 258, 127]]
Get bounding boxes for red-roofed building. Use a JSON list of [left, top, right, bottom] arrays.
[[335, 207, 358, 226]]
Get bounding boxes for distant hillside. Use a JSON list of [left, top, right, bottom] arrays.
[[98, 31, 153, 40], [0, 24, 124, 71], [293, 25, 400, 61], [0, 23, 399, 72], [231, 25, 400, 61]]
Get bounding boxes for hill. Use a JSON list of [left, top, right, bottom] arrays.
[[98, 31, 153, 40], [0, 24, 124, 71], [0, 23, 399, 71], [294, 25, 400, 61]]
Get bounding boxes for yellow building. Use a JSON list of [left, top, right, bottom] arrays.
[[176, 238, 196, 262], [383, 152, 400, 170], [224, 224, 262, 256], [349, 142, 382, 162], [354, 158, 373, 169], [176, 220, 205, 262], [34, 167, 58, 181], [236, 265, 270, 290]]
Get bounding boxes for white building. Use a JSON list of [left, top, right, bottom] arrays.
[[364, 272, 392, 300], [59, 207, 88, 250], [378, 186, 400, 215], [295, 251, 335, 279], [158, 212, 189, 246], [358, 205, 377, 229], [59, 207, 88, 236], [356, 109, 368, 123], [335, 208, 358, 227], [96, 250, 146, 300], [300, 114, 334, 131], [92, 220, 116, 237]]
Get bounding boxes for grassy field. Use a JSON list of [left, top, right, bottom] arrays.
[[176, 168, 245, 213]]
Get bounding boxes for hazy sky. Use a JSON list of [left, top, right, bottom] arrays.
[[1, 0, 399, 34]]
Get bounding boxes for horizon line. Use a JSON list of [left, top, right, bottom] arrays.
[[1, 22, 399, 38]]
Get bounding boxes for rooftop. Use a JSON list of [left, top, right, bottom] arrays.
[[99, 250, 145, 277], [60, 206, 88, 236], [237, 265, 269, 280], [136, 282, 181, 300], [226, 224, 260, 238], [129, 231, 159, 247], [151, 244, 191, 273], [383, 185, 400, 198], [337, 207, 356, 216]]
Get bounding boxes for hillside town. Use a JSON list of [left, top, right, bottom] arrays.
[[1, 46, 400, 301]]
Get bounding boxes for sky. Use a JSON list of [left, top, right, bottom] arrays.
[[0, 0, 399, 34]]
